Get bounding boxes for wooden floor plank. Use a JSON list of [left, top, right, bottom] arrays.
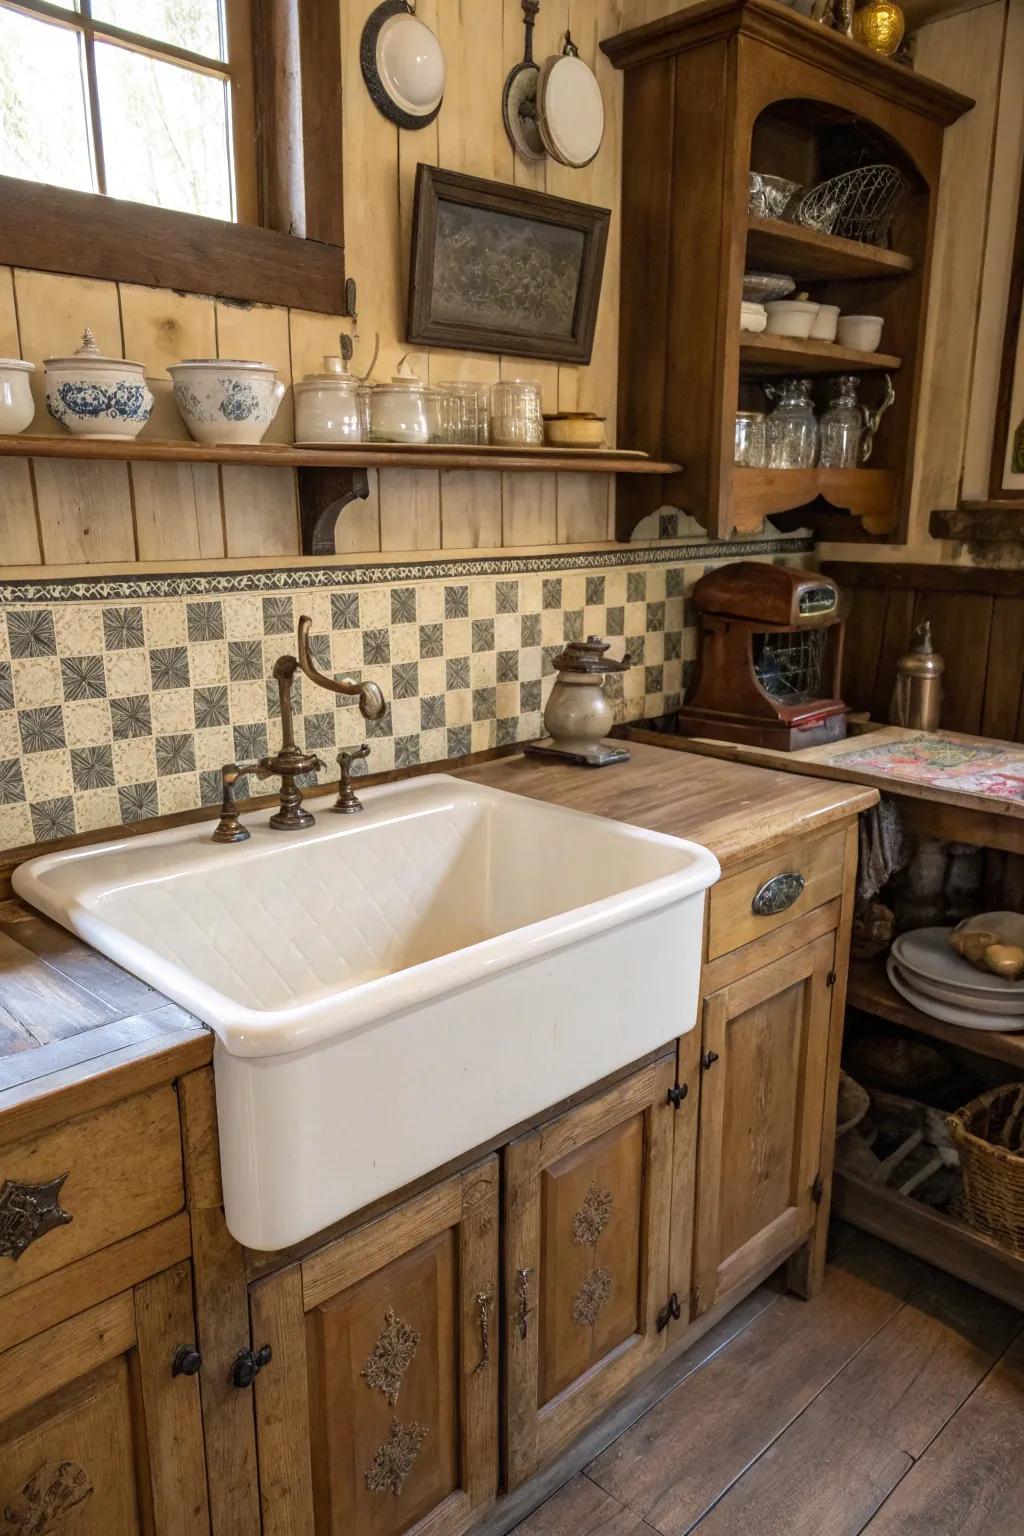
[[586, 1237, 928, 1535], [512, 1474, 656, 1535], [863, 1333, 1024, 1536], [812, 1267, 1023, 1459], [689, 1391, 912, 1536]]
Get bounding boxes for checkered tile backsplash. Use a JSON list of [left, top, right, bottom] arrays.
[[0, 540, 809, 850]]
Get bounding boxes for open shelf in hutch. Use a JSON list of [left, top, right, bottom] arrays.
[[603, 0, 973, 544]]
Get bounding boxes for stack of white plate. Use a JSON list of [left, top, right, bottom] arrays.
[[887, 926, 1024, 1031]]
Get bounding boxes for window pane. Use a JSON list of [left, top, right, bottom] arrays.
[[0, 10, 95, 193], [90, 0, 225, 61], [95, 43, 233, 220]]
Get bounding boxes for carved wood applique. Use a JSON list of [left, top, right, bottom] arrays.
[[571, 1182, 613, 1248], [0, 1176, 73, 1262], [3, 1461, 92, 1535], [365, 1418, 428, 1497], [571, 1266, 613, 1328], [361, 1306, 420, 1407]]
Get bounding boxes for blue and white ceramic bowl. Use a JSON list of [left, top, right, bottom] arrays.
[[169, 359, 285, 445], [44, 329, 153, 440]]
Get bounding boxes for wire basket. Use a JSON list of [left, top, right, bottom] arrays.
[[948, 1084, 1024, 1258], [791, 164, 907, 247]]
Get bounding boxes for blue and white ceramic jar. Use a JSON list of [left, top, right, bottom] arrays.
[[44, 329, 153, 439], [169, 359, 286, 445]]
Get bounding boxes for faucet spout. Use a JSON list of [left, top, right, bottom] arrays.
[[297, 615, 386, 720]]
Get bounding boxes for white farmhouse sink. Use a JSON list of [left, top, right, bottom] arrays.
[[14, 775, 719, 1249]]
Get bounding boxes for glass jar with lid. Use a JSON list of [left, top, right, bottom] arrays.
[[490, 380, 544, 446], [818, 374, 867, 469], [294, 355, 363, 444], [765, 377, 818, 469], [734, 410, 767, 467], [366, 357, 430, 444]]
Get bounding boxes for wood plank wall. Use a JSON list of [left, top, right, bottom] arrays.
[[825, 561, 1024, 739], [1, 0, 651, 572]]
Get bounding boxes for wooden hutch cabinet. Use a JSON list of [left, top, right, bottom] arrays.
[[602, 0, 972, 543]]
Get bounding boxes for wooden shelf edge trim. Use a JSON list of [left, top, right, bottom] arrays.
[[847, 958, 1024, 1071], [930, 502, 1024, 544], [0, 436, 679, 476], [833, 1170, 1024, 1309], [731, 467, 896, 527], [740, 333, 902, 372], [745, 217, 915, 277]]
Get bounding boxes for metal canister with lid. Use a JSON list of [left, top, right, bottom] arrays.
[[890, 620, 944, 731]]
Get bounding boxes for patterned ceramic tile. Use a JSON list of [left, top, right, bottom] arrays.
[[187, 601, 225, 642], [61, 654, 107, 701], [7, 609, 56, 658], [103, 607, 145, 651]]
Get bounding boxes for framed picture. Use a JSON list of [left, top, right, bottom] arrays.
[[407, 166, 610, 364], [991, 154, 1024, 499]]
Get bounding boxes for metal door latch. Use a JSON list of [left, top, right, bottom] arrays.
[[666, 1083, 689, 1109], [231, 1344, 272, 1389], [656, 1292, 682, 1332]]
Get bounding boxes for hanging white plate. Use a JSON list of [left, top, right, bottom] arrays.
[[537, 51, 605, 169], [886, 955, 1024, 1032]]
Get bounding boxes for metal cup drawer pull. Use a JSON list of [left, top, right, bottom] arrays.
[[751, 872, 805, 917]]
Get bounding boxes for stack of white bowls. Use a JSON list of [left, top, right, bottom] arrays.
[[887, 922, 1024, 1032]]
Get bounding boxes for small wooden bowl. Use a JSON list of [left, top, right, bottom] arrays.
[[543, 412, 607, 449]]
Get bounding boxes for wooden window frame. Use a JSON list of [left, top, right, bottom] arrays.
[[0, 0, 345, 313]]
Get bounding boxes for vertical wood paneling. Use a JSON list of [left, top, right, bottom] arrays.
[[439, 0, 513, 183], [120, 284, 216, 442], [503, 472, 557, 546], [0, 266, 19, 356], [221, 466, 299, 557], [0, 462, 41, 565], [132, 464, 225, 562], [440, 470, 503, 548], [557, 473, 611, 544], [32, 460, 136, 565], [379, 468, 442, 550], [13, 269, 123, 440], [333, 468, 382, 553], [215, 300, 293, 443]]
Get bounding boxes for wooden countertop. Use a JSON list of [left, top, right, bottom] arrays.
[[0, 741, 873, 1114], [459, 740, 875, 869]]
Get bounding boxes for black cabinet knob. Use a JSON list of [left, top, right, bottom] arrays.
[[231, 1344, 272, 1389], [172, 1345, 202, 1378]]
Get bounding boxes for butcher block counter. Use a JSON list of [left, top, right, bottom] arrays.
[[0, 741, 874, 1536]]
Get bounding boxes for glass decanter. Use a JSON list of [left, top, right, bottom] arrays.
[[818, 375, 867, 469], [764, 377, 818, 469]]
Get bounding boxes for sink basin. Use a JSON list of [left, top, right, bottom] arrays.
[[14, 774, 719, 1249]]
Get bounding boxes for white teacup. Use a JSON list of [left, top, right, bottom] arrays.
[[0, 359, 35, 435]]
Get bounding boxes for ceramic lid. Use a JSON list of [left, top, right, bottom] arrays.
[[0, 358, 34, 372], [551, 636, 629, 675], [169, 358, 277, 373], [44, 328, 144, 374], [372, 356, 426, 393], [295, 355, 362, 389], [537, 46, 604, 169]]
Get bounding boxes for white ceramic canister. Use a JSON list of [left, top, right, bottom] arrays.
[[294, 355, 363, 444], [366, 357, 429, 444], [0, 359, 35, 435], [44, 329, 153, 439], [169, 359, 286, 445]]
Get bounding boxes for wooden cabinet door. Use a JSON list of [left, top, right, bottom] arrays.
[[693, 933, 836, 1318], [504, 1057, 675, 1488], [250, 1159, 499, 1536], [0, 1261, 209, 1535]]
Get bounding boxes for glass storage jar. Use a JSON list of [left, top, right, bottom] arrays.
[[734, 410, 767, 467], [765, 377, 818, 469], [490, 380, 544, 446], [818, 374, 867, 468]]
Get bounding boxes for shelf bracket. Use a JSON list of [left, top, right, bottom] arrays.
[[297, 466, 371, 556]]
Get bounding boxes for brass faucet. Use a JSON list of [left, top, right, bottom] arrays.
[[212, 614, 387, 843]]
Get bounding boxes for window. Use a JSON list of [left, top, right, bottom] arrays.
[[0, 0, 344, 312], [0, 0, 256, 222]]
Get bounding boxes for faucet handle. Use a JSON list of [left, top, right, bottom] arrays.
[[332, 744, 370, 815], [212, 761, 263, 844]]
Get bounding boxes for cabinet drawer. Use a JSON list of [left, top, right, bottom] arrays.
[[0, 1085, 184, 1297], [707, 830, 846, 961]]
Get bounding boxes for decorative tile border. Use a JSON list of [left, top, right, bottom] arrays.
[[0, 544, 814, 851], [0, 533, 812, 606]]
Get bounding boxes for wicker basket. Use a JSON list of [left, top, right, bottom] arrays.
[[948, 1084, 1024, 1257]]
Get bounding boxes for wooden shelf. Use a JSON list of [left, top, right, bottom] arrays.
[[745, 218, 915, 282], [740, 331, 902, 375], [834, 1170, 1024, 1309], [0, 434, 679, 476], [848, 958, 1024, 1073], [731, 466, 896, 533]]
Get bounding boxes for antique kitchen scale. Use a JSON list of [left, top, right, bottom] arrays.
[[675, 562, 848, 750]]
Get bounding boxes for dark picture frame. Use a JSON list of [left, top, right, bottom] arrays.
[[407, 166, 610, 364], [990, 154, 1024, 500]]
